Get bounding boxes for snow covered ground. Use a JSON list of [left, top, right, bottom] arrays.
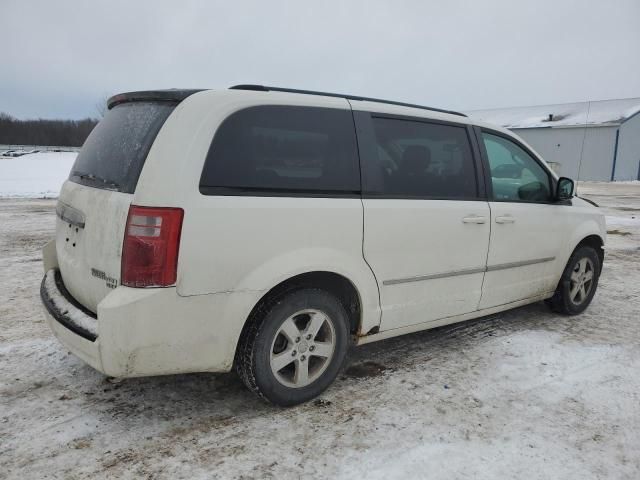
[[0, 183, 639, 479], [0, 151, 76, 198]]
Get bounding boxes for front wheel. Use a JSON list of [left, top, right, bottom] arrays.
[[235, 288, 350, 406], [546, 246, 601, 315]]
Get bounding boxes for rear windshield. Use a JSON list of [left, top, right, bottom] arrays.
[[69, 102, 175, 193]]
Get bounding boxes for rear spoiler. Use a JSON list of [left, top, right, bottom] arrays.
[[107, 89, 205, 109]]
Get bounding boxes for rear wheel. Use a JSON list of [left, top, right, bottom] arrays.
[[235, 288, 350, 406], [546, 246, 601, 315]]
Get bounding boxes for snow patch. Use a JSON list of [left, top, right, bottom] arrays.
[[0, 151, 76, 198], [606, 215, 640, 228]]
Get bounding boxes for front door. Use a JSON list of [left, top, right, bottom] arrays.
[[476, 129, 566, 309], [355, 112, 490, 331]]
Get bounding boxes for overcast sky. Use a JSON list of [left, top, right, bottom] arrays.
[[2, 0, 639, 119]]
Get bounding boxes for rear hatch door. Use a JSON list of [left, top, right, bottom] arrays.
[[56, 99, 177, 312]]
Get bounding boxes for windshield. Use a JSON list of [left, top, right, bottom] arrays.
[[69, 101, 175, 193]]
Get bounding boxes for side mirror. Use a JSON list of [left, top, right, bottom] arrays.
[[556, 177, 575, 200]]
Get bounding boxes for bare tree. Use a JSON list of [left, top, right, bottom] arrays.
[[0, 114, 98, 147], [95, 93, 111, 118]]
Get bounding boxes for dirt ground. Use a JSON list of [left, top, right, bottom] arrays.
[[1, 182, 639, 479]]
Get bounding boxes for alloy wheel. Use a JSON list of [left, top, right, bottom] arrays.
[[269, 309, 336, 388], [569, 257, 595, 305]]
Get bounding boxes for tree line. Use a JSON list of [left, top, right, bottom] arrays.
[[0, 112, 98, 147]]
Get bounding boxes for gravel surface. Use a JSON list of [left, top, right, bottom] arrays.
[[1, 182, 639, 479]]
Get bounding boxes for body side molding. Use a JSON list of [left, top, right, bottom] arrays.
[[383, 256, 556, 286]]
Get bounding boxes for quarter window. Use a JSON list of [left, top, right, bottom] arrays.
[[200, 106, 360, 194], [481, 132, 551, 202], [363, 117, 478, 199]]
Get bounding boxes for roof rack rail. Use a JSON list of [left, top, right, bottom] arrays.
[[229, 84, 467, 117]]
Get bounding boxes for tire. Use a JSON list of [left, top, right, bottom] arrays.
[[235, 288, 350, 406], [546, 246, 601, 315]]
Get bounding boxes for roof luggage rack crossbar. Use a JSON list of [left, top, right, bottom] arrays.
[[229, 84, 467, 117]]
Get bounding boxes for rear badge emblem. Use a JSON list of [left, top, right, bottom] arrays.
[[91, 268, 118, 289]]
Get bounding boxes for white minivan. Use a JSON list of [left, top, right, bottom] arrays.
[[41, 86, 606, 405]]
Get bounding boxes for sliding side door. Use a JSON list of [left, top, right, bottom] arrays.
[[355, 111, 490, 331]]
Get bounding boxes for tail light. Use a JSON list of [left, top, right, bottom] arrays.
[[121, 206, 184, 287]]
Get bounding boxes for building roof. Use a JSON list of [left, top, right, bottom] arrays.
[[466, 97, 640, 129]]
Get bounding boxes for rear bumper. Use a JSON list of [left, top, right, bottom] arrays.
[[41, 269, 98, 341], [41, 269, 104, 372], [40, 267, 263, 378]]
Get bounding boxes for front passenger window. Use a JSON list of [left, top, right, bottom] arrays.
[[481, 132, 551, 202]]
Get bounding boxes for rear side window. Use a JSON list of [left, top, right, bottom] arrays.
[[362, 117, 478, 199], [69, 102, 175, 193], [200, 106, 360, 195]]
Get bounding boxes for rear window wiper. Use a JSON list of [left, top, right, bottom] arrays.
[[74, 173, 121, 190]]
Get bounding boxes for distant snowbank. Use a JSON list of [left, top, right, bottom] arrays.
[[0, 151, 77, 198]]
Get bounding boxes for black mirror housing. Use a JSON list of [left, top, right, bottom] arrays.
[[556, 177, 575, 200]]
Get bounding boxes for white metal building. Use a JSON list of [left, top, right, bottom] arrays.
[[468, 98, 640, 181]]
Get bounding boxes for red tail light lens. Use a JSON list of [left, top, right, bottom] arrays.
[[121, 206, 184, 287]]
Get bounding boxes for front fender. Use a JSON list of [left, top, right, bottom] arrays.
[[559, 214, 606, 275]]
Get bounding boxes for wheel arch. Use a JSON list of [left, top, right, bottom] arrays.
[[549, 226, 605, 297], [563, 215, 606, 271], [573, 234, 605, 269], [239, 271, 364, 340], [232, 270, 368, 371]]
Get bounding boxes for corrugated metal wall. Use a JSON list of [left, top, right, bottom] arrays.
[[616, 113, 640, 180], [510, 126, 617, 181]]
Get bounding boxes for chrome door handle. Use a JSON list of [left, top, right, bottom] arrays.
[[462, 215, 487, 224], [495, 215, 515, 224]]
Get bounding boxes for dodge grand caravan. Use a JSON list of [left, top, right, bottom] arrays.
[[41, 85, 606, 405]]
